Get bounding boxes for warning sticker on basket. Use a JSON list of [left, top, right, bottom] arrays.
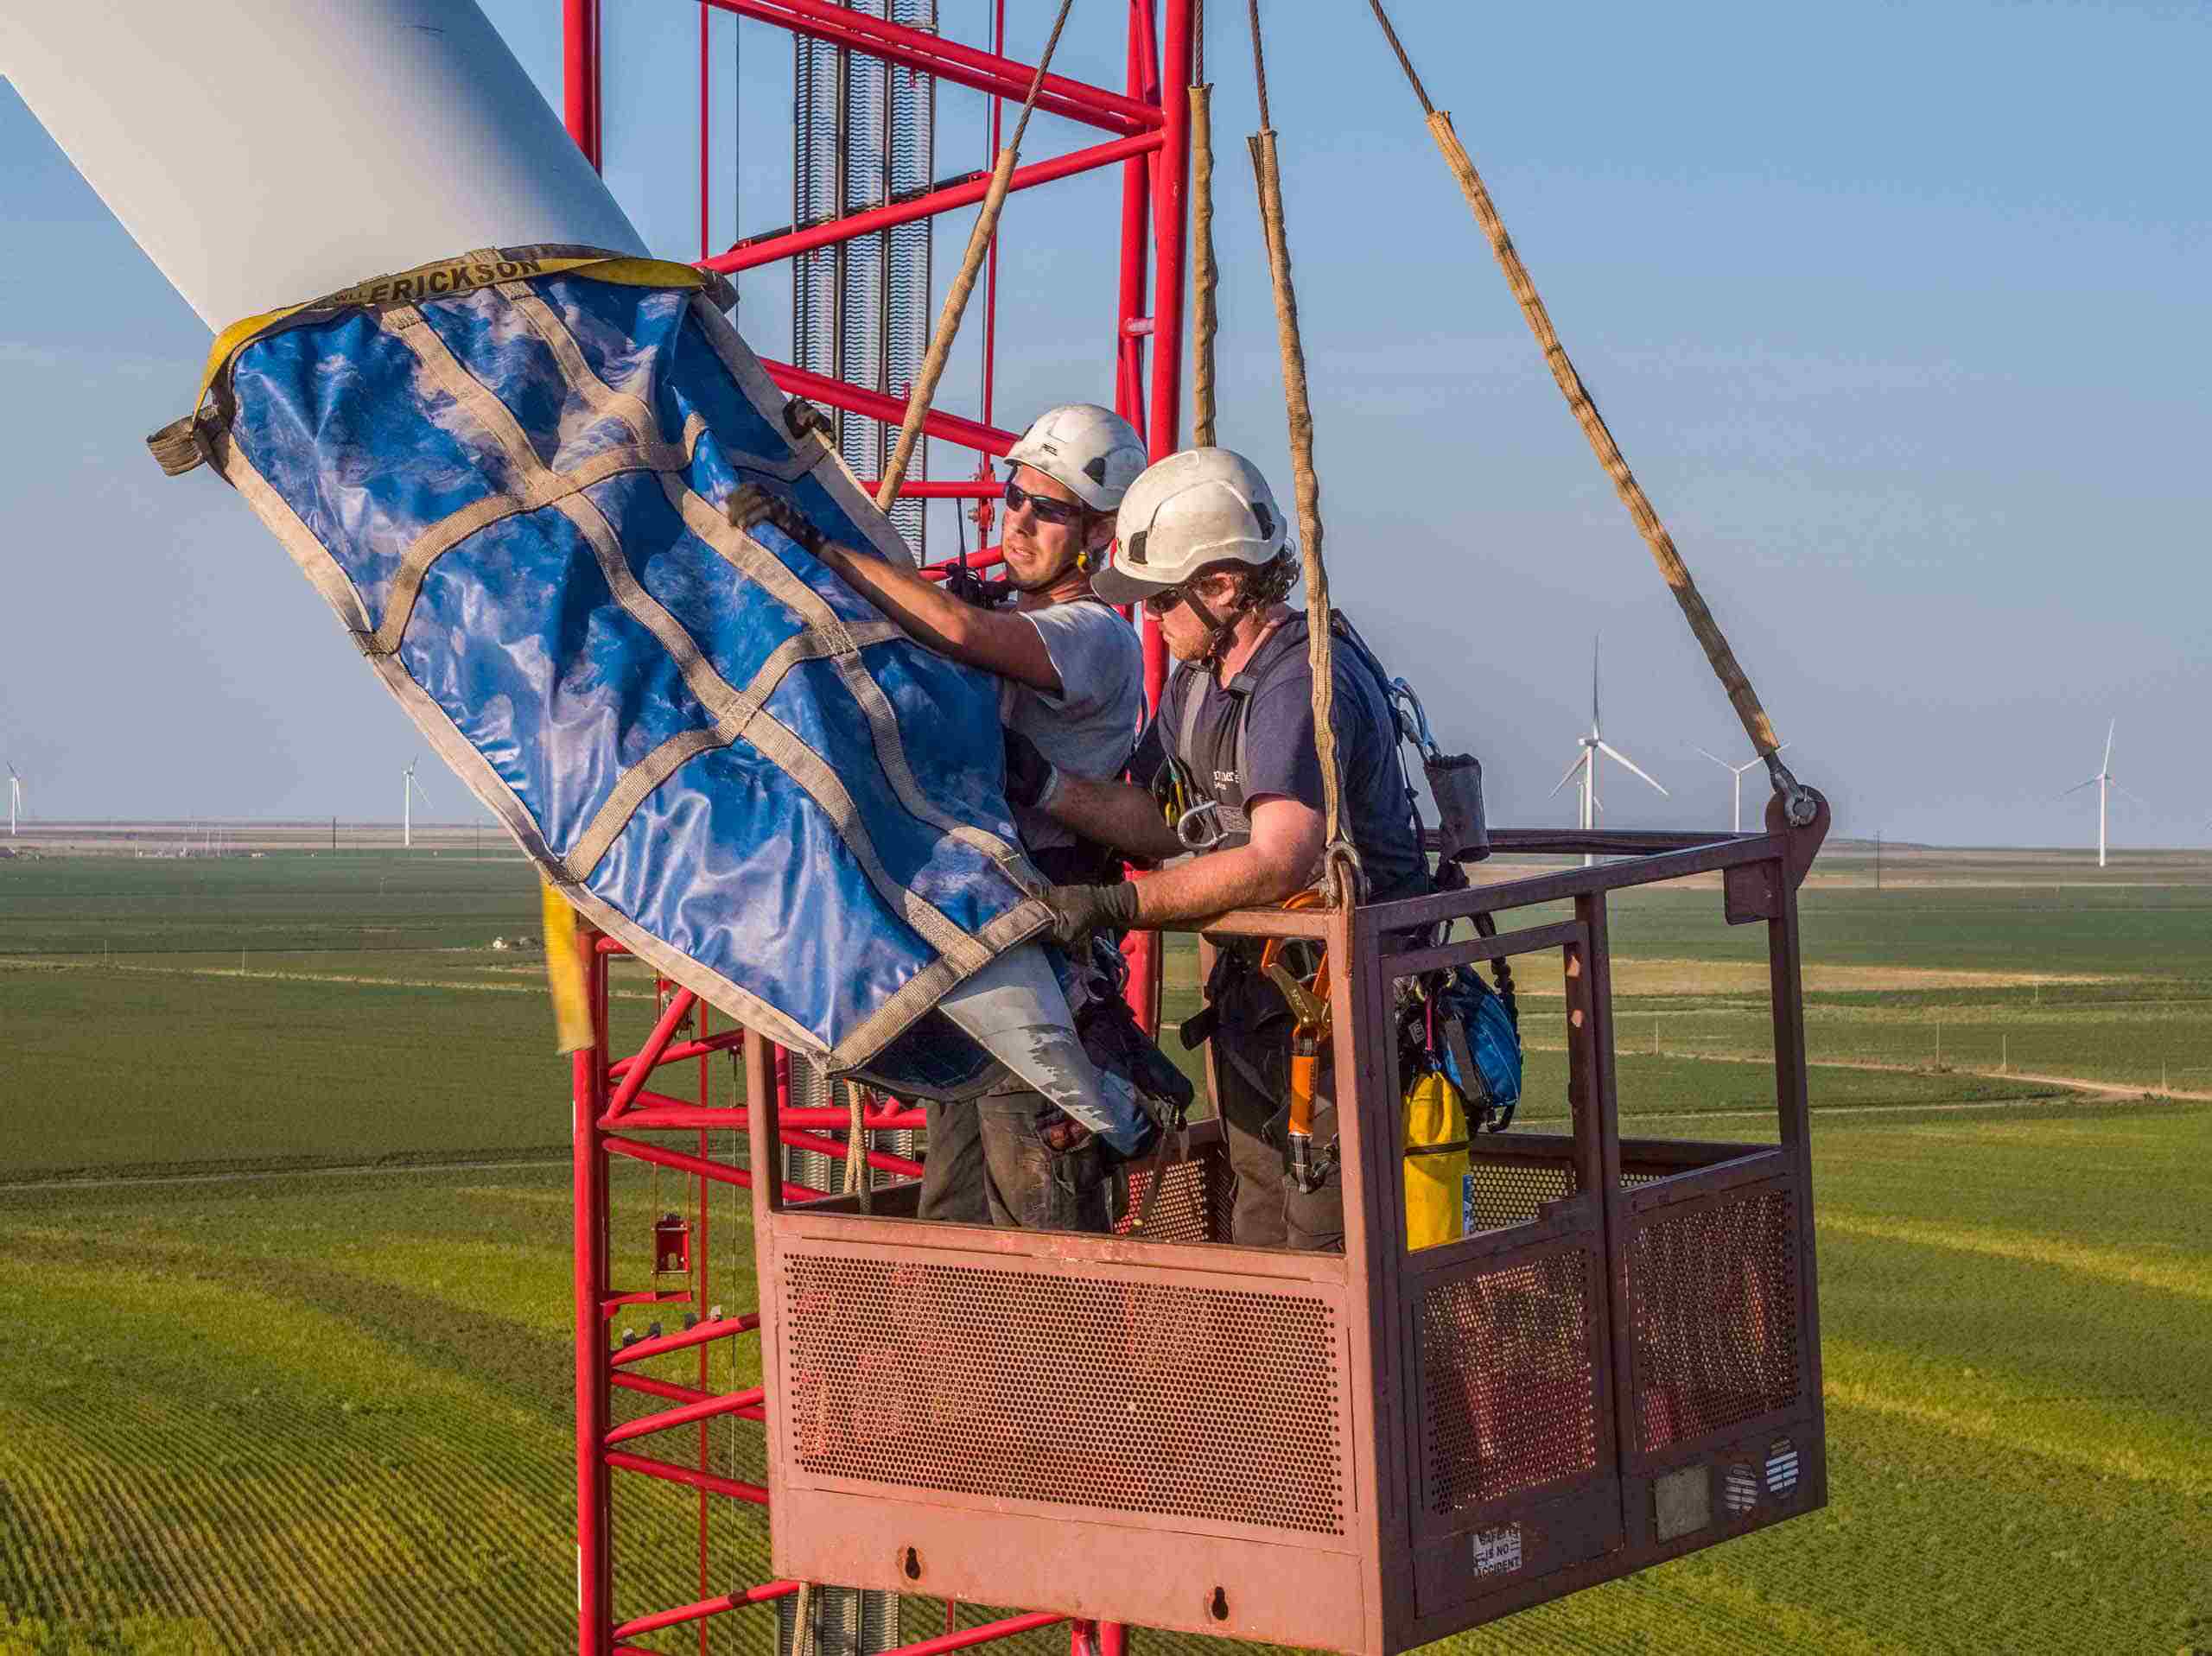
[[1470, 1525, 1522, 1577]]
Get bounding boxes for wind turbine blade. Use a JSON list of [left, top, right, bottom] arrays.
[[2102, 719, 2114, 772], [2111, 782, 2150, 808], [1596, 740, 1669, 796], [1692, 746, 1730, 770], [1731, 758, 1764, 777], [1591, 636, 1601, 735], [2056, 778, 2099, 798], [1548, 753, 1587, 799]]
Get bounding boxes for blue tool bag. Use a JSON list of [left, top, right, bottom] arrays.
[[1431, 965, 1524, 1130]]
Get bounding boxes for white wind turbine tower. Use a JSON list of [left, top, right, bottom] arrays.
[[2060, 720, 2138, 868], [403, 757, 432, 849], [1549, 637, 1669, 866], [5, 765, 20, 837], [1695, 742, 1787, 834]]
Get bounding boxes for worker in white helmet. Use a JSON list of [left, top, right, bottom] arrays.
[[1001, 447, 1428, 1250], [728, 403, 1151, 1234]]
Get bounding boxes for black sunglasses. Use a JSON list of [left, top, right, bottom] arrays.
[[1003, 478, 1086, 529], [1140, 585, 1188, 616]]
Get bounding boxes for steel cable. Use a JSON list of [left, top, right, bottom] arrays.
[[1362, 0, 1815, 825]]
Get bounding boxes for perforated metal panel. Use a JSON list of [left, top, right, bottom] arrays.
[[1462, 1152, 1576, 1234], [781, 1253, 1345, 1534], [1417, 1247, 1600, 1516], [1628, 1186, 1801, 1452], [1114, 1140, 1234, 1244]]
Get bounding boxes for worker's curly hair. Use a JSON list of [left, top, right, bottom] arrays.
[[1195, 549, 1297, 614]]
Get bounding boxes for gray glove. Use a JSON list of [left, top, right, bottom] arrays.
[[727, 482, 824, 555], [1043, 881, 1141, 949]]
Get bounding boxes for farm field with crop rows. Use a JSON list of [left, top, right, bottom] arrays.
[[2, 844, 2209, 1653]]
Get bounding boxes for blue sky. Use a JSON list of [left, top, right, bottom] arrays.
[[2, 0, 2205, 848]]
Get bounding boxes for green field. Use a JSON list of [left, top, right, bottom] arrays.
[[3, 847, 2209, 1653]]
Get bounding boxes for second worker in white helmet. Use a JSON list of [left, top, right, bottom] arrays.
[[1006, 447, 1429, 1250], [729, 403, 1151, 1233]]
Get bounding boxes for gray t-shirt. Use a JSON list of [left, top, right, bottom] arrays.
[[1001, 600, 1146, 855]]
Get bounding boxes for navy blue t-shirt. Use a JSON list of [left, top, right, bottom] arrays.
[[1135, 614, 1428, 904]]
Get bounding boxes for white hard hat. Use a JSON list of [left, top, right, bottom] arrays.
[[1004, 403, 1149, 512], [1093, 447, 1289, 606]]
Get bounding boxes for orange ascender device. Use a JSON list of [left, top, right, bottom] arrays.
[[1258, 891, 1333, 1193]]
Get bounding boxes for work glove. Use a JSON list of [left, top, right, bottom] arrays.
[[1002, 728, 1063, 812], [942, 563, 1013, 610], [1042, 881, 1140, 949], [726, 482, 824, 555]]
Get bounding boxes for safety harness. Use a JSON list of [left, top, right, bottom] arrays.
[[1161, 606, 1523, 1196]]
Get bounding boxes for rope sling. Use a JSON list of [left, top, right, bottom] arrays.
[[1188, 0, 1219, 447], [1243, 0, 1363, 907], [1363, 0, 1815, 828], [874, 0, 1080, 510]]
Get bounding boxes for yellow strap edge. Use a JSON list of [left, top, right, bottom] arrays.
[[188, 247, 712, 419]]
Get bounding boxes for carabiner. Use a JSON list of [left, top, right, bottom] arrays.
[[1175, 798, 1229, 851], [1387, 676, 1442, 763]]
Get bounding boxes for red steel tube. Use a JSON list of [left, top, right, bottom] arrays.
[[609, 1311, 760, 1369], [613, 1580, 802, 1642], [859, 479, 1004, 498], [571, 953, 610, 1656], [779, 1105, 927, 1129], [886, 1612, 1070, 1656], [605, 1133, 822, 1202], [603, 1103, 926, 1132], [697, 0, 710, 261], [608, 1375, 763, 1428], [601, 1105, 743, 1132], [563, 0, 601, 168], [764, 361, 1015, 454], [604, 1386, 766, 1445], [981, 0, 1006, 434], [605, 989, 698, 1119], [607, 1027, 746, 1079], [707, 131, 1162, 275], [611, 1371, 711, 1405], [779, 1125, 926, 1180], [606, 1450, 769, 1506], [601, 1290, 692, 1316], [1146, 0, 1193, 473], [703, 0, 1158, 132]]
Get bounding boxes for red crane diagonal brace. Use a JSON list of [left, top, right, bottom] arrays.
[[704, 0, 1159, 134], [708, 130, 1163, 274]]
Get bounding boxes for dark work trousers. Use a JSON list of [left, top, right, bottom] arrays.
[[917, 1098, 991, 1225], [1211, 977, 1345, 1252], [918, 1088, 1108, 1233]]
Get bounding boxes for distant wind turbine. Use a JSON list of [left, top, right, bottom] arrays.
[[2059, 720, 2143, 868], [1549, 636, 1668, 866], [1694, 742, 1787, 834], [5, 765, 19, 838], [403, 757, 432, 849]]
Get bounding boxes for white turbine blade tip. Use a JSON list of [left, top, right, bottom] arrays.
[[1597, 740, 1669, 796]]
